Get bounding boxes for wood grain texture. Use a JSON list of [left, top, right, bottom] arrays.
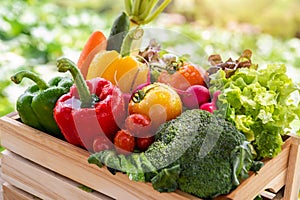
[[2, 182, 38, 200], [283, 137, 300, 200], [1, 150, 111, 200]]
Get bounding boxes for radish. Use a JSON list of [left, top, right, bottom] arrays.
[[200, 102, 215, 113], [200, 90, 221, 113], [179, 85, 210, 109], [212, 90, 221, 104]]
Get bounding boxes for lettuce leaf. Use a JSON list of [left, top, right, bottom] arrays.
[[210, 64, 300, 159]]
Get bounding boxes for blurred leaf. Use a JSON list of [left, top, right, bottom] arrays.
[[0, 98, 14, 117]]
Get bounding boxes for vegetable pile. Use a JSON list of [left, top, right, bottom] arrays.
[[10, 0, 300, 199], [89, 109, 262, 198]]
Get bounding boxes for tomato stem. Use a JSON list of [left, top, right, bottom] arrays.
[[131, 85, 158, 103]]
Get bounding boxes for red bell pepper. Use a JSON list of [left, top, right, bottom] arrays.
[[54, 58, 126, 151]]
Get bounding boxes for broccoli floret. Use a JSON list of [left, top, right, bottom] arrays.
[[146, 109, 256, 198], [88, 109, 262, 199]]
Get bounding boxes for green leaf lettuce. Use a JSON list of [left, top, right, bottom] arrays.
[[210, 64, 300, 159]]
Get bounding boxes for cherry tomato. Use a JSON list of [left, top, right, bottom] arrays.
[[124, 114, 153, 137], [92, 135, 113, 153], [128, 83, 182, 130], [114, 130, 135, 155], [137, 136, 155, 152], [157, 63, 206, 91]]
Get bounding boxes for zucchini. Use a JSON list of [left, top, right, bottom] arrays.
[[106, 12, 130, 53]]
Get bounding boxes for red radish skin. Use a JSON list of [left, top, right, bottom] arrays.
[[199, 91, 221, 113], [180, 85, 210, 109], [212, 90, 221, 104], [200, 102, 216, 113]]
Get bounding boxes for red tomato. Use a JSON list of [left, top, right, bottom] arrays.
[[124, 114, 153, 137], [157, 64, 206, 91], [92, 135, 113, 153], [114, 130, 135, 155], [136, 136, 155, 152]]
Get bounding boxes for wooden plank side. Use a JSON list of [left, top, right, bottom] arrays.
[[0, 115, 194, 200], [2, 182, 39, 200], [283, 136, 300, 200], [1, 150, 112, 200]]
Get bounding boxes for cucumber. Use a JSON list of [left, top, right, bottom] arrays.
[[106, 12, 130, 53]]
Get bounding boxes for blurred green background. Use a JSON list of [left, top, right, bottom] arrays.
[[1, 0, 300, 117]]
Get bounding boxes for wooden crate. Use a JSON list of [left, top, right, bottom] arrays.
[[0, 113, 300, 200], [2, 182, 41, 200]]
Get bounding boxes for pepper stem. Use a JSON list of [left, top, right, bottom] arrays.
[[56, 57, 93, 108], [11, 70, 49, 90]]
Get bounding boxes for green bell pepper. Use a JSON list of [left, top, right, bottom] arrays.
[[11, 70, 73, 139]]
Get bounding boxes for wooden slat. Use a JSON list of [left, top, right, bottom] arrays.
[[0, 115, 194, 200], [260, 190, 276, 199], [264, 169, 286, 193], [2, 182, 39, 200], [283, 136, 300, 200], [1, 150, 112, 200]]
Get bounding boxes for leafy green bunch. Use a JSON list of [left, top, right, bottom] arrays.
[[210, 64, 300, 159]]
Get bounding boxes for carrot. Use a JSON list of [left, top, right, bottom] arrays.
[[77, 31, 107, 79]]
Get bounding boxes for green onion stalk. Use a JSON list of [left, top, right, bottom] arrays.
[[120, 0, 172, 56]]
